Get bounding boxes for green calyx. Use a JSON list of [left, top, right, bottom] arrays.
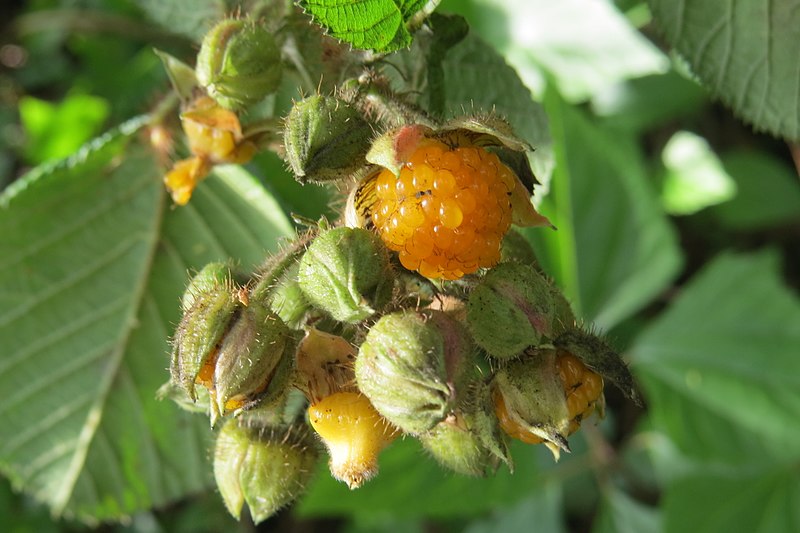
[[298, 226, 393, 323], [196, 19, 282, 109], [171, 264, 239, 400], [467, 262, 556, 359], [283, 95, 373, 183], [492, 348, 571, 459], [420, 381, 512, 477], [355, 310, 474, 434], [214, 413, 319, 524]]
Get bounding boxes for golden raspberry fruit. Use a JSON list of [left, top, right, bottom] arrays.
[[308, 391, 398, 489], [494, 350, 604, 445], [369, 140, 515, 279]]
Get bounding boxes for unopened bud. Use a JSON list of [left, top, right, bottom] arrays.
[[491, 348, 571, 460], [214, 413, 318, 524], [170, 267, 238, 400], [284, 95, 373, 183], [467, 262, 555, 359], [355, 310, 475, 434], [298, 227, 393, 323], [210, 302, 296, 421], [196, 19, 282, 110]]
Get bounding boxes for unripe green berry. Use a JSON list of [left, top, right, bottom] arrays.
[[499, 229, 539, 267], [467, 262, 555, 359], [214, 413, 318, 524], [196, 19, 282, 109], [298, 227, 393, 323], [355, 310, 475, 434]]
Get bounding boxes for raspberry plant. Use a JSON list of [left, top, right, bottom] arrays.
[[1, 0, 799, 532]]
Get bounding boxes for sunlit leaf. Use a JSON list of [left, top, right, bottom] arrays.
[[300, 0, 438, 52], [0, 119, 292, 523]]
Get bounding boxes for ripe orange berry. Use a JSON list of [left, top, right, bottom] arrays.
[[493, 351, 604, 444], [370, 140, 514, 279]]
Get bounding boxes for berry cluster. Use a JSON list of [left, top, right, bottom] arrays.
[[370, 141, 514, 279]]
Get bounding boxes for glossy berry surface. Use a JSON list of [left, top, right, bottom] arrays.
[[308, 391, 397, 489], [370, 140, 515, 279], [494, 351, 604, 444]]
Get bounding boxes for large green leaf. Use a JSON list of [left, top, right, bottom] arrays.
[[442, 0, 668, 101], [0, 120, 292, 523], [300, 0, 438, 52], [632, 252, 800, 464], [524, 90, 682, 330], [464, 484, 564, 533], [298, 439, 545, 519], [137, 0, 226, 42], [663, 469, 800, 533], [647, 0, 800, 141]]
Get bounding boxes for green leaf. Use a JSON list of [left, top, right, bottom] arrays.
[[298, 439, 544, 519], [593, 488, 661, 533], [441, 0, 668, 101], [0, 120, 292, 523], [712, 150, 800, 230], [592, 70, 708, 132], [524, 89, 682, 330], [632, 252, 800, 465], [439, 31, 553, 185], [464, 484, 565, 533], [663, 469, 800, 533], [300, 0, 438, 53], [647, 0, 800, 141], [19, 94, 110, 165], [661, 131, 738, 215], [138, 0, 226, 43]]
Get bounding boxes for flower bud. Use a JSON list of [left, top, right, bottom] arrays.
[[308, 391, 398, 489], [283, 95, 373, 183], [170, 271, 239, 401], [214, 413, 318, 524], [491, 348, 571, 460], [298, 227, 393, 323], [467, 262, 555, 359], [196, 19, 282, 110], [420, 381, 511, 477], [210, 302, 296, 421], [355, 310, 475, 434], [554, 327, 640, 404]]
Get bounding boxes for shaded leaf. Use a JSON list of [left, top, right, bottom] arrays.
[[663, 469, 800, 533], [593, 488, 661, 533], [712, 150, 800, 230], [647, 0, 800, 140], [523, 89, 682, 330], [632, 252, 800, 464], [0, 119, 292, 522]]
